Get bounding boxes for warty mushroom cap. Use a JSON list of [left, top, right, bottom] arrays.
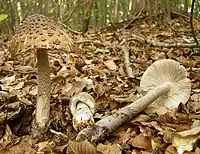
[[9, 14, 73, 56], [140, 59, 191, 110]]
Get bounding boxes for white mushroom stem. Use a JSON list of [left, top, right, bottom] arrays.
[[35, 49, 51, 130], [76, 81, 172, 143]]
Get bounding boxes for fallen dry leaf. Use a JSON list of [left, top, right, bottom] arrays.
[[104, 60, 118, 71], [0, 136, 35, 154], [97, 143, 122, 154], [67, 140, 102, 154], [165, 144, 178, 154], [130, 133, 151, 150], [172, 121, 200, 154]]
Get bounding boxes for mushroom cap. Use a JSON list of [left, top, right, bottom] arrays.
[[73, 102, 95, 131], [140, 59, 191, 110], [70, 92, 95, 116], [70, 92, 95, 131], [9, 14, 73, 56]]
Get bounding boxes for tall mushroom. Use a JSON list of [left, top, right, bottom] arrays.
[[9, 14, 73, 132], [76, 59, 191, 143]]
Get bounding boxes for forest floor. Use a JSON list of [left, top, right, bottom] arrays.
[[0, 15, 200, 154]]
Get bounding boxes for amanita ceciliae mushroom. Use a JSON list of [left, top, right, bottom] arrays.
[[76, 59, 191, 143], [70, 92, 95, 131], [9, 14, 73, 132]]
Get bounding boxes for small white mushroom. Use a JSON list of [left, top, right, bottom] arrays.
[[140, 59, 191, 113], [70, 92, 95, 131]]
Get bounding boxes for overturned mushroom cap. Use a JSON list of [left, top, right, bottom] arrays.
[[140, 59, 191, 109], [70, 92, 95, 131], [9, 14, 73, 56]]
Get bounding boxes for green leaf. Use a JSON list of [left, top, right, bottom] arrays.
[[196, 33, 200, 39], [0, 14, 8, 23], [95, 48, 110, 54]]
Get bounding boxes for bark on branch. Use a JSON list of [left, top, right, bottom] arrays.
[[122, 46, 134, 78], [120, 34, 200, 48]]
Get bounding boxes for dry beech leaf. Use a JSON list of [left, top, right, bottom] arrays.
[[97, 143, 122, 154], [195, 148, 200, 154], [94, 80, 106, 97], [172, 121, 200, 154], [131, 133, 151, 150], [0, 136, 35, 154], [131, 114, 151, 123], [117, 129, 132, 144], [104, 60, 118, 71], [67, 140, 102, 154], [165, 144, 178, 154], [172, 134, 198, 154], [65, 80, 86, 97]]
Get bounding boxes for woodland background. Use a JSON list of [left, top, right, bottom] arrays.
[[0, 0, 200, 154], [0, 0, 199, 33]]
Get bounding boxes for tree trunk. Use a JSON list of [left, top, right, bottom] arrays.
[[184, 0, 189, 13], [82, 0, 93, 33], [114, 0, 119, 23], [101, 0, 107, 26], [128, 0, 133, 19], [94, 0, 99, 27]]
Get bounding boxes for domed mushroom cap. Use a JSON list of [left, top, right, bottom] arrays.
[[9, 14, 73, 56], [140, 59, 191, 109]]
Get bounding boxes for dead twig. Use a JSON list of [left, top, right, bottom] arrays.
[[75, 40, 105, 47], [121, 46, 134, 78], [172, 11, 190, 20], [61, 23, 82, 35], [50, 129, 68, 138]]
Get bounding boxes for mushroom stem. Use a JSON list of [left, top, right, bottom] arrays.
[[76, 81, 172, 143], [35, 49, 51, 130], [97, 81, 171, 129]]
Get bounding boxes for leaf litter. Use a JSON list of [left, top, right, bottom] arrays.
[[0, 16, 200, 153]]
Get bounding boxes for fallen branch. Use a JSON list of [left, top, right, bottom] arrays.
[[75, 40, 105, 47], [120, 34, 200, 48], [122, 46, 134, 78], [172, 11, 190, 20]]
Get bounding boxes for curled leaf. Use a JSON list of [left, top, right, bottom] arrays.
[[67, 140, 102, 154]]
